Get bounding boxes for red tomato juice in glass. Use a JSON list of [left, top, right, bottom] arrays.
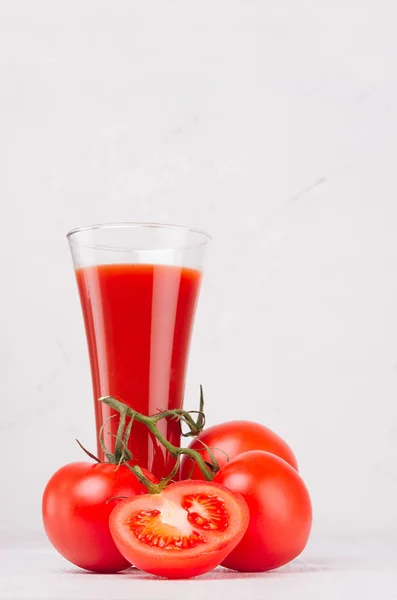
[[75, 263, 201, 479]]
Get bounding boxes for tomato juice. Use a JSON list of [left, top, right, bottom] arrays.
[[76, 263, 201, 478]]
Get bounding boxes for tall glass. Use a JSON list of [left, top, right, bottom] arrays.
[[67, 223, 210, 479]]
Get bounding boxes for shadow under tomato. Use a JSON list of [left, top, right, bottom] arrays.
[[61, 555, 376, 580]]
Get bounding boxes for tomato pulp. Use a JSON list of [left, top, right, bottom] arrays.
[[76, 264, 201, 478]]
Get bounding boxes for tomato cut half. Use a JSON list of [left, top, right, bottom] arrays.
[[109, 480, 250, 578]]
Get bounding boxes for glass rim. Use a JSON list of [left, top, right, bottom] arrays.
[[66, 221, 212, 253]]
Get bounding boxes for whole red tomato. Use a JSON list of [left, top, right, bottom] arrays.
[[180, 420, 298, 480], [109, 480, 249, 579], [213, 450, 312, 572], [42, 462, 157, 573]]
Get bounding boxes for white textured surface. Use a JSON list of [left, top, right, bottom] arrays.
[[1, 535, 396, 600], [1, 0, 397, 542]]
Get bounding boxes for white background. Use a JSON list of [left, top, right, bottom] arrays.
[[1, 0, 397, 548]]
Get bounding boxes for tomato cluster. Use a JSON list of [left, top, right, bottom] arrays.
[[43, 418, 312, 579]]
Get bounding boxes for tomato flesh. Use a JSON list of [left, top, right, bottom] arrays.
[[129, 508, 206, 549], [183, 493, 230, 531], [109, 480, 249, 578]]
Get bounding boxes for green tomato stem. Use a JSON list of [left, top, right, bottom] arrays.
[[99, 396, 217, 490]]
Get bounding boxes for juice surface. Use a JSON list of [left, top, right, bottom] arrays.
[[76, 263, 201, 478]]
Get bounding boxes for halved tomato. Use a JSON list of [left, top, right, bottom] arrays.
[[109, 480, 249, 578]]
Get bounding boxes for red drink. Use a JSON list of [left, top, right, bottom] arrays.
[[76, 263, 202, 478]]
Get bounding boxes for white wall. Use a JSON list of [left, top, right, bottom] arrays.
[[1, 0, 397, 537]]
